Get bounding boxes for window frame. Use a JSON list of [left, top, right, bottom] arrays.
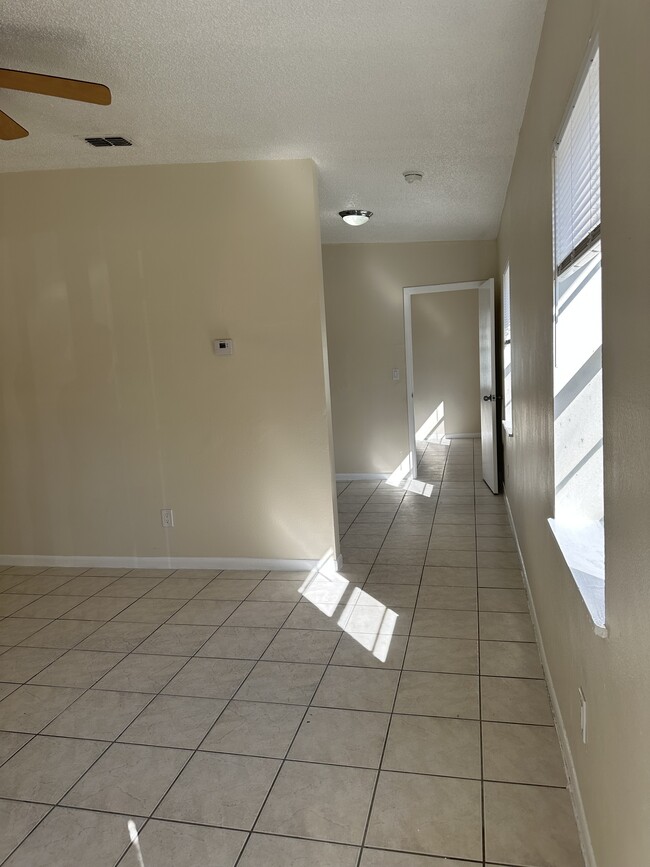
[[548, 36, 607, 636]]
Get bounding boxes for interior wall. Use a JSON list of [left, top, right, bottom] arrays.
[[497, 0, 650, 864], [322, 241, 496, 474], [0, 159, 339, 564], [412, 289, 480, 438]]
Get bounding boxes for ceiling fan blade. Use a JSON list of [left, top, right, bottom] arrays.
[[0, 68, 111, 105], [0, 109, 28, 140]]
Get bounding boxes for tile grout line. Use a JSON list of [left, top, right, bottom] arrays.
[[0, 700, 558, 743], [0, 758, 525, 867], [1, 569, 176, 651], [0, 655, 169, 863], [340, 474, 415, 867], [0, 564, 310, 865], [472, 441, 488, 867], [4, 562, 275, 639], [108, 574, 312, 864], [0, 569, 288, 866], [338, 480, 387, 553], [239, 475, 409, 867], [18, 567, 283, 687], [229, 609, 353, 865], [38, 568, 327, 864], [0, 758, 573, 787], [107, 557, 365, 864], [0, 465, 555, 865], [352, 440, 446, 866]]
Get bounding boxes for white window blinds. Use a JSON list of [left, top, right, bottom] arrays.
[[554, 48, 601, 275]]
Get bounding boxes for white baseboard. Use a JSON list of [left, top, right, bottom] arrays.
[[336, 473, 390, 481], [444, 432, 480, 439], [0, 554, 321, 572], [503, 490, 597, 867]]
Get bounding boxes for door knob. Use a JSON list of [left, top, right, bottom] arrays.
[[483, 394, 496, 401]]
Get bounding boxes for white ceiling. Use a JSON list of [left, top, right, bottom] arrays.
[[0, 0, 546, 243]]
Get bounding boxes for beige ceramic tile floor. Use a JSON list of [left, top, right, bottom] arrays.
[[0, 440, 584, 866]]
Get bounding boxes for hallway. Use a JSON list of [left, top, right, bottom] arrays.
[[336, 438, 584, 865], [0, 441, 582, 865]]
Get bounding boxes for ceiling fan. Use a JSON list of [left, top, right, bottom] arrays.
[[0, 68, 111, 140]]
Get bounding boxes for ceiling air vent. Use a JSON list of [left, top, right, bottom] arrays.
[[85, 136, 133, 147]]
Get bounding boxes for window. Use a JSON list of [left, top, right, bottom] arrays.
[[549, 44, 605, 632], [502, 264, 513, 435]]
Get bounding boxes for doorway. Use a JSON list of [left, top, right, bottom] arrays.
[[403, 279, 498, 491]]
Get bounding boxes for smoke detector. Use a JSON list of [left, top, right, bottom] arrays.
[[403, 171, 424, 184]]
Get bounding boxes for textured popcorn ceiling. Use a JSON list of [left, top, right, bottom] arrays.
[[0, 0, 546, 242]]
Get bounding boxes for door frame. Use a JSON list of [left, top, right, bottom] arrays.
[[403, 280, 486, 480]]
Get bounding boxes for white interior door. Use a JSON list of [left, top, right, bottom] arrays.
[[478, 278, 499, 493], [404, 291, 418, 480]]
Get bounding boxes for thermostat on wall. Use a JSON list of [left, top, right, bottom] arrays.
[[213, 339, 233, 356]]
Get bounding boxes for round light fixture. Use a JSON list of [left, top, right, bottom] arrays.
[[339, 209, 373, 226], [403, 171, 424, 184]]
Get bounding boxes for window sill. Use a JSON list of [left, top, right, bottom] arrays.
[[548, 518, 607, 637]]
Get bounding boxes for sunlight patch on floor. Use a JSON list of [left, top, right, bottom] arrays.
[[300, 555, 397, 661], [127, 819, 144, 867]]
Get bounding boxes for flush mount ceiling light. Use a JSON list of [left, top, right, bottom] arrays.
[[339, 209, 373, 226], [403, 171, 424, 184]]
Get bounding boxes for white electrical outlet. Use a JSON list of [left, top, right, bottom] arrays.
[[392, 368, 400, 381], [579, 687, 587, 743], [161, 509, 174, 528]]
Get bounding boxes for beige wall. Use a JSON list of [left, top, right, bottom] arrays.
[[498, 0, 650, 864], [322, 241, 496, 474], [0, 160, 339, 564], [412, 289, 480, 437]]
